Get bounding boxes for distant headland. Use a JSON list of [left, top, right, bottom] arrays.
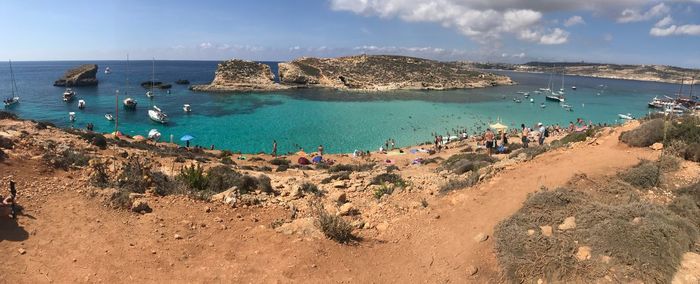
[[471, 62, 700, 85]]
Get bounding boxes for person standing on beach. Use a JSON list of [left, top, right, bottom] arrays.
[[537, 123, 546, 145], [318, 144, 324, 156], [521, 124, 530, 148], [484, 128, 495, 156], [390, 139, 395, 150], [272, 140, 277, 157]]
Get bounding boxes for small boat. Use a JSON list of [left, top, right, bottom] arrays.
[[540, 103, 546, 108], [545, 94, 565, 103], [104, 67, 111, 74], [167, 90, 171, 94], [5, 60, 20, 108], [618, 113, 634, 120], [68, 112, 76, 122], [523, 93, 530, 98], [516, 91, 526, 95], [146, 91, 154, 99], [539, 88, 551, 92], [571, 86, 577, 90], [561, 104, 573, 112], [105, 113, 114, 121], [183, 104, 192, 113], [78, 99, 86, 109], [533, 90, 542, 94], [514, 99, 522, 103], [63, 88, 76, 102], [123, 97, 137, 109], [3, 97, 19, 107], [529, 98, 535, 103], [148, 106, 168, 124]]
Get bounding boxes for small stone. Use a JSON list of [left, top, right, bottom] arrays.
[[333, 180, 347, 189], [205, 207, 212, 213], [131, 199, 152, 214], [434, 214, 440, 219], [650, 143, 664, 151], [18, 248, 26, 255], [466, 265, 478, 276], [540, 225, 553, 237], [473, 233, 489, 243], [174, 234, 183, 240], [632, 217, 642, 224], [151, 250, 157, 254], [376, 222, 389, 231], [331, 192, 347, 204], [338, 203, 356, 216], [558, 217, 576, 231], [575, 246, 591, 261], [527, 229, 535, 236]]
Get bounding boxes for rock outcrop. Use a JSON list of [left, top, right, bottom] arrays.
[[190, 60, 285, 92], [278, 55, 513, 91], [53, 64, 99, 87]]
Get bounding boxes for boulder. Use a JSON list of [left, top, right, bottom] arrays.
[[131, 199, 152, 213], [558, 217, 576, 231], [575, 246, 592, 261], [330, 192, 347, 204], [650, 143, 664, 151], [274, 218, 323, 239], [473, 233, 489, 243], [53, 64, 98, 87]]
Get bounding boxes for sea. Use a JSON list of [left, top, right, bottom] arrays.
[[0, 60, 686, 154]]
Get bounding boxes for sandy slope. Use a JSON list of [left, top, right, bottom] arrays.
[[0, 122, 674, 283]]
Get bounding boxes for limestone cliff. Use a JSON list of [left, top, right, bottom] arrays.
[[190, 60, 285, 92], [278, 55, 513, 91], [53, 64, 99, 87]]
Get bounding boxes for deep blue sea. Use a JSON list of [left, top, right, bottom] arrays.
[[0, 60, 685, 154]]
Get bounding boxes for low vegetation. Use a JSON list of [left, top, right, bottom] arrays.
[[313, 203, 355, 244], [441, 153, 495, 174], [370, 173, 407, 188], [328, 163, 375, 173], [438, 171, 480, 194], [42, 149, 90, 170]]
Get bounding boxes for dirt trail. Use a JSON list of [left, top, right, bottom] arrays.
[[1, 124, 658, 283]]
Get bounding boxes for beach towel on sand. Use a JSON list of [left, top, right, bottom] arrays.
[[298, 157, 311, 165], [312, 156, 323, 163]]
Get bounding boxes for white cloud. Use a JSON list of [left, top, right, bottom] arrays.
[[199, 42, 212, 49], [513, 52, 526, 58], [650, 24, 700, 36], [655, 15, 673, 27], [564, 15, 585, 27], [519, 28, 569, 44], [329, 0, 577, 44], [617, 3, 669, 23], [603, 33, 614, 42]]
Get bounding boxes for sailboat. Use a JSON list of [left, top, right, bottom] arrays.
[[4, 60, 20, 107], [123, 55, 137, 109], [104, 67, 111, 74], [148, 105, 168, 124], [146, 57, 155, 99], [557, 73, 566, 95]]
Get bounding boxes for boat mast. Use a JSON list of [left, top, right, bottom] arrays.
[[115, 90, 119, 133], [151, 57, 155, 97], [9, 60, 17, 97]]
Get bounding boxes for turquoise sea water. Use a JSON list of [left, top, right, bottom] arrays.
[[0, 60, 685, 154]]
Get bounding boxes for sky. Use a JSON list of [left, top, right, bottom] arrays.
[[1, 0, 700, 67]]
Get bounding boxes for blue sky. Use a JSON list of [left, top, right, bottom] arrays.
[[1, 0, 699, 67]]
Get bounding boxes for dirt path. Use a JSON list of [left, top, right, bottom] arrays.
[[0, 124, 658, 283]]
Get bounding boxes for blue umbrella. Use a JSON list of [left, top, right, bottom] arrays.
[[180, 134, 195, 142]]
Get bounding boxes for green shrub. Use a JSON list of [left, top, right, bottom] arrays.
[[328, 163, 375, 173], [619, 160, 660, 188], [439, 171, 480, 194], [89, 161, 110, 188], [0, 137, 13, 149], [42, 149, 90, 170], [269, 158, 291, 166], [314, 204, 354, 243], [509, 145, 549, 159], [371, 173, 407, 187], [684, 143, 700, 162], [116, 158, 151, 193], [150, 171, 183, 196], [299, 182, 321, 196], [667, 116, 700, 144], [619, 119, 665, 147], [92, 134, 107, 149], [373, 183, 394, 199], [321, 171, 350, 184], [386, 165, 400, 172], [220, 156, 234, 165], [0, 111, 18, 120], [206, 165, 240, 193], [178, 163, 208, 191]]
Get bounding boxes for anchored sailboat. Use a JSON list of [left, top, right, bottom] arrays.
[[3, 60, 20, 107]]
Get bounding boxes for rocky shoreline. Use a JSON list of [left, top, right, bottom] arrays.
[[191, 55, 513, 93]]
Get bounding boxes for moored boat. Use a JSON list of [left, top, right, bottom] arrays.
[[618, 113, 634, 120], [5, 60, 20, 108], [123, 97, 137, 109], [104, 67, 111, 74], [63, 88, 76, 102], [183, 104, 192, 113], [105, 113, 114, 121], [68, 112, 76, 122], [545, 93, 565, 103], [78, 99, 86, 109], [3, 97, 19, 107], [148, 106, 168, 124]]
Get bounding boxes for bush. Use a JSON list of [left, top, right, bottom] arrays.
[[0, 149, 6, 162], [619, 119, 665, 147], [443, 153, 496, 168], [178, 163, 208, 191], [35, 121, 55, 130], [269, 158, 291, 166], [619, 160, 660, 189], [385, 165, 399, 172], [299, 182, 321, 196], [684, 143, 700, 162], [220, 156, 234, 165], [150, 171, 183, 196], [314, 204, 354, 244], [328, 163, 375, 173], [89, 161, 110, 188], [373, 183, 394, 199], [667, 116, 700, 144], [321, 171, 350, 184], [371, 173, 407, 187], [42, 149, 90, 170], [439, 171, 480, 194], [658, 155, 681, 172], [92, 134, 107, 149], [117, 158, 152, 193], [109, 189, 131, 209], [494, 188, 698, 283], [0, 137, 13, 149], [509, 145, 549, 159], [206, 165, 240, 193]]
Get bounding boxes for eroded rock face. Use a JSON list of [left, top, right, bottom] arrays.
[[278, 55, 513, 91], [53, 64, 98, 87], [190, 60, 285, 92]]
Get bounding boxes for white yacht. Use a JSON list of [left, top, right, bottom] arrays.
[[148, 106, 168, 124]]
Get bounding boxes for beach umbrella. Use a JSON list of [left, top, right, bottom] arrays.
[[489, 122, 508, 130], [180, 134, 195, 142]]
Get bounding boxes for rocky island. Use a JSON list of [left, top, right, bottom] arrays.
[[278, 55, 513, 91], [472, 62, 699, 85], [53, 64, 99, 87], [189, 60, 285, 92]]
